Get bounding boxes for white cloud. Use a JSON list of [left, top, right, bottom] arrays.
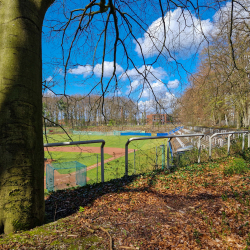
[[69, 62, 124, 78], [93, 61, 124, 77], [165, 92, 176, 101], [126, 80, 140, 94], [138, 92, 176, 114], [214, 1, 250, 23], [167, 79, 179, 89], [44, 89, 55, 97], [123, 65, 168, 95], [46, 76, 53, 82], [68, 65, 93, 77], [135, 8, 213, 58], [213, 1, 250, 35], [121, 65, 167, 82], [141, 80, 167, 98]]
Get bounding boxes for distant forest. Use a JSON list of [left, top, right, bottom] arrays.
[[42, 94, 143, 127]]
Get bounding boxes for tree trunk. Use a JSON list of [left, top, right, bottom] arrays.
[[0, 0, 53, 234]]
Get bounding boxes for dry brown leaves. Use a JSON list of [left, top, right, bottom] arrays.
[[0, 156, 250, 249]]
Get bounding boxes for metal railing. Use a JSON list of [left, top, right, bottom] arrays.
[[125, 134, 204, 176], [44, 140, 106, 182], [43, 130, 250, 185], [209, 131, 249, 160]]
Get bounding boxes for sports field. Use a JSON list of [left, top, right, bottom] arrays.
[[44, 133, 171, 189]]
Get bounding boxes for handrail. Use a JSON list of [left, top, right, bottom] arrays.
[[44, 140, 106, 182], [125, 134, 204, 176], [209, 131, 248, 159]]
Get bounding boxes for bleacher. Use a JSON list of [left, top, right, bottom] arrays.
[[169, 126, 229, 154]]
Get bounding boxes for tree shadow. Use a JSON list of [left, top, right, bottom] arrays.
[[44, 167, 246, 224]]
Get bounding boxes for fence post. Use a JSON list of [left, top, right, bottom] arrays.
[[167, 139, 170, 169], [209, 136, 212, 160], [248, 133, 250, 148], [101, 146, 104, 182], [242, 133, 246, 151], [161, 145, 165, 170], [156, 146, 158, 168], [227, 134, 232, 155], [125, 144, 128, 176], [96, 155, 98, 182], [198, 136, 201, 163], [134, 149, 136, 174]]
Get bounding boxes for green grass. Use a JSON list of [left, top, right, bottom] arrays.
[[87, 146, 172, 183], [45, 151, 112, 171], [44, 133, 172, 185], [44, 134, 169, 150]]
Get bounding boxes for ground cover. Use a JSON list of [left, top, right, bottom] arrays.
[[2, 149, 250, 249]]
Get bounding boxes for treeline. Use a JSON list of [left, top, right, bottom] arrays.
[[42, 94, 141, 127], [178, 12, 250, 128]]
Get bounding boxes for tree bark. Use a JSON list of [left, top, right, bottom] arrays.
[[0, 0, 53, 234]]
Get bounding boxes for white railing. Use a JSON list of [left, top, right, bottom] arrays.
[[125, 130, 250, 176], [209, 131, 249, 159], [125, 134, 204, 176]]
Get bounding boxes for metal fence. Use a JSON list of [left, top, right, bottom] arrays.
[[125, 133, 204, 176], [44, 130, 250, 188], [208, 131, 249, 159]]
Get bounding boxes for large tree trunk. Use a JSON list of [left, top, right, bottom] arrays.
[[0, 0, 53, 234]]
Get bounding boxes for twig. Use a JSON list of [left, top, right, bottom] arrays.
[[119, 247, 139, 250], [85, 221, 113, 250]]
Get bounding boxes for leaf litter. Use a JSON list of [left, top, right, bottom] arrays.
[[0, 156, 250, 249]]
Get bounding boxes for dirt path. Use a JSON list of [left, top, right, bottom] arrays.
[[44, 147, 135, 190], [44, 146, 131, 156]]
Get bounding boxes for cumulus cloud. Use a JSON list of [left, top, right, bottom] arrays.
[[135, 8, 213, 58], [69, 61, 124, 78], [167, 79, 179, 89], [214, 1, 250, 23], [121, 65, 167, 82], [93, 61, 124, 77], [213, 1, 250, 35], [141, 80, 167, 98], [122, 65, 168, 95], [68, 65, 93, 77], [138, 92, 176, 113]]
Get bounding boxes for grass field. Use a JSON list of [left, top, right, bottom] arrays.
[[44, 147, 169, 182], [44, 133, 172, 186], [87, 146, 172, 183], [43, 133, 169, 150]]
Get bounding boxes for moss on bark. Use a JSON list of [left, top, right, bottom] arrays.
[[0, 0, 54, 234]]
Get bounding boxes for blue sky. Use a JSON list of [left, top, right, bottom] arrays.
[[41, 0, 235, 112]]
